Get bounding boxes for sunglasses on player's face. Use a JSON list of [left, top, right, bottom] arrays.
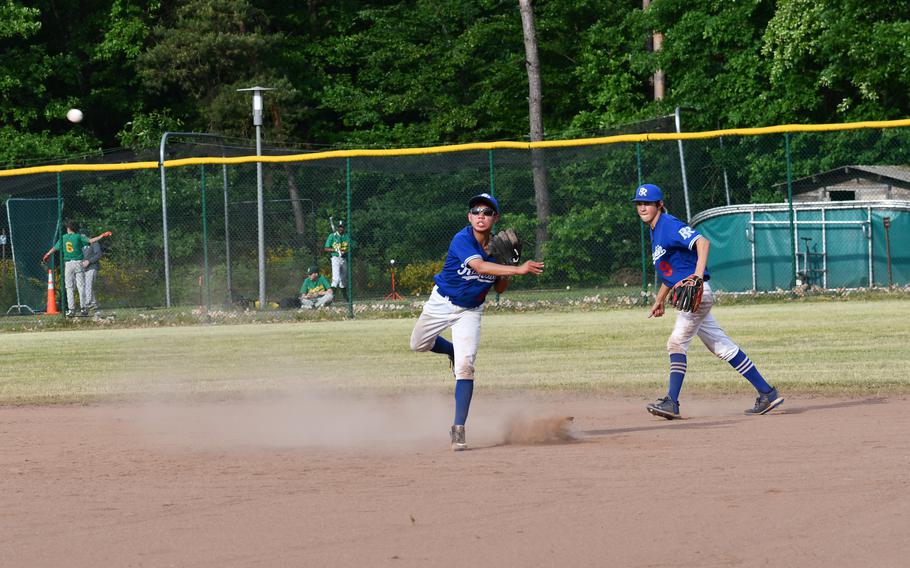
[[470, 207, 496, 216]]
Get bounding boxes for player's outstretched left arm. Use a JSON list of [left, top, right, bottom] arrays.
[[89, 231, 112, 244]]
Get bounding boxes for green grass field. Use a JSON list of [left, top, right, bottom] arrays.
[[1, 299, 908, 404]]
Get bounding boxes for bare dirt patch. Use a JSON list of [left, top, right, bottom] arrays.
[[1, 394, 908, 567]]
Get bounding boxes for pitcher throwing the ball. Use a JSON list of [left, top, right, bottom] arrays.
[[634, 183, 784, 420], [410, 193, 544, 451]]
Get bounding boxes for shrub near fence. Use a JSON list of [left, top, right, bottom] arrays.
[[2, 119, 910, 317]]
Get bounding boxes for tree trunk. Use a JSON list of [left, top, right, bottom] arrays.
[[269, 104, 307, 240], [519, 0, 549, 259], [285, 165, 307, 238], [643, 0, 665, 100]]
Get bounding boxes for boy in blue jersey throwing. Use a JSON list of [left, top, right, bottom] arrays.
[[634, 183, 784, 419], [410, 193, 544, 451]]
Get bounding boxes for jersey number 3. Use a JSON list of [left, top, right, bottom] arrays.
[[658, 261, 673, 277]]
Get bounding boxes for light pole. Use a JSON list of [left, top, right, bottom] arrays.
[[237, 86, 274, 309], [159, 131, 228, 309]]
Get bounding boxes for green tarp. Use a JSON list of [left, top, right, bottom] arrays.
[[693, 201, 910, 292]]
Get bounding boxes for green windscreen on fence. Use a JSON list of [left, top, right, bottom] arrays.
[[693, 201, 910, 292], [6, 198, 60, 313], [2, 119, 910, 315]]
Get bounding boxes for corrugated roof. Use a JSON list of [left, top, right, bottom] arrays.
[[691, 199, 910, 226], [846, 165, 910, 182], [774, 165, 910, 189]]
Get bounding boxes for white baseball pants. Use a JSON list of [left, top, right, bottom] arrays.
[[331, 256, 347, 288], [83, 267, 98, 309], [410, 286, 483, 380], [64, 260, 86, 311], [666, 282, 740, 361], [299, 289, 334, 309]]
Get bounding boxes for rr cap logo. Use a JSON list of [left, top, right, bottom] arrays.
[[638, 187, 648, 197]]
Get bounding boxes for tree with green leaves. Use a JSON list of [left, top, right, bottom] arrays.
[[0, 1, 98, 166]]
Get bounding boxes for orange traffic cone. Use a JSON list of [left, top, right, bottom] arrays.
[[45, 269, 60, 315]]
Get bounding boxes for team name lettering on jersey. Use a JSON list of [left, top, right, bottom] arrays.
[[457, 263, 496, 283], [649, 212, 709, 287]]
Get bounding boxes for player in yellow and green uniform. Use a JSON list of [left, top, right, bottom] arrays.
[[324, 221, 351, 288], [299, 265, 334, 309], [42, 220, 112, 316]]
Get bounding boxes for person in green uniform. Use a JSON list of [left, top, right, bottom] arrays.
[[299, 265, 334, 309], [42, 221, 112, 316], [324, 221, 351, 289]]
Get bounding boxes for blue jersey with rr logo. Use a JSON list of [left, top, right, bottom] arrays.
[[434, 226, 496, 308], [650, 212, 710, 287]]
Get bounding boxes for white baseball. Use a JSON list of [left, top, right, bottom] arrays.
[[66, 108, 83, 123], [390, 259, 395, 265]]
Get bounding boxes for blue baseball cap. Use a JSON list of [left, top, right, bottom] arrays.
[[632, 183, 664, 202], [469, 193, 500, 214]]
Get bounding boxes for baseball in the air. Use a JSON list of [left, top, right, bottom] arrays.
[[66, 108, 83, 123], [390, 259, 396, 265]]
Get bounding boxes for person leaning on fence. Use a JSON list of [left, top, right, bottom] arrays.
[[81, 237, 105, 314], [299, 265, 334, 309], [324, 221, 350, 288], [42, 221, 112, 317]]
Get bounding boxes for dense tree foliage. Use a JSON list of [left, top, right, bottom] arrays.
[[4, 0, 910, 166], [4, 0, 910, 301]]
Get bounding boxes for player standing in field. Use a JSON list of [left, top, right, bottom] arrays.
[[410, 193, 544, 451], [324, 221, 350, 289], [42, 221, 112, 317], [633, 183, 784, 419]]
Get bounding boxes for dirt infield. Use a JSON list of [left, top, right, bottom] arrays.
[[2, 393, 909, 567]]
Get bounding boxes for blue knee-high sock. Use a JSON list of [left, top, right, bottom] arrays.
[[667, 353, 687, 402], [431, 336, 454, 359], [454, 379, 474, 426], [728, 349, 772, 393]]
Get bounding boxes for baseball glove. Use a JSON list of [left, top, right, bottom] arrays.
[[669, 274, 704, 313], [489, 228, 522, 266]]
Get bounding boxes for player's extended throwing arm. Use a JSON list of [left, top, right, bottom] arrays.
[[469, 258, 543, 293], [409, 193, 544, 452]]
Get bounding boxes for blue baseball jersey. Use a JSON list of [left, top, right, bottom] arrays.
[[650, 212, 710, 287], [434, 226, 496, 308]]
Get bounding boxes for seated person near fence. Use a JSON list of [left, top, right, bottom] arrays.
[[299, 265, 334, 309]]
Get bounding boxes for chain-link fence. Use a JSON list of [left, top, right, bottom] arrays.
[[2, 120, 909, 317]]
